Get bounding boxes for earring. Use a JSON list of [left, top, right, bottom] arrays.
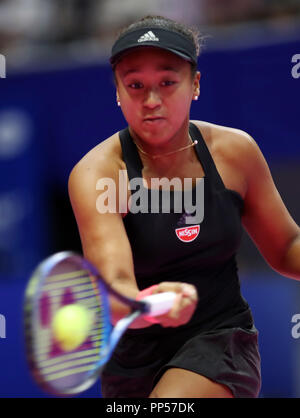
[[117, 100, 121, 107], [194, 95, 198, 101]]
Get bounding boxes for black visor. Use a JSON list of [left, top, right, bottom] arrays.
[[110, 27, 197, 68]]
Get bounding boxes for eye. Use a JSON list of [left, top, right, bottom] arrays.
[[128, 82, 143, 89], [161, 80, 176, 87]]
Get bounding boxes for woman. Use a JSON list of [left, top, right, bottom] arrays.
[[68, 15, 300, 398]]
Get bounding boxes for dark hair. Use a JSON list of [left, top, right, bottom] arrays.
[[114, 15, 205, 76]]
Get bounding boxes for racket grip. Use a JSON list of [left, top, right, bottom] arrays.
[[142, 292, 177, 317]]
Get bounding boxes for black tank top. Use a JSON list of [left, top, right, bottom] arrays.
[[119, 122, 254, 334]]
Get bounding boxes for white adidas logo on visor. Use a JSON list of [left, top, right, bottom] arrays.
[[137, 31, 159, 43]]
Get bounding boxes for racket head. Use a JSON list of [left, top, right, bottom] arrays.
[[24, 251, 113, 396]]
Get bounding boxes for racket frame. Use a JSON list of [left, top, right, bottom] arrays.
[[24, 251, 149, 396]]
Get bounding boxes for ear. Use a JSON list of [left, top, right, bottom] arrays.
[[193, 71, 201, 100], [116, 87, 120, 106]]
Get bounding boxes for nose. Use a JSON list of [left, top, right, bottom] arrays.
[[143, 88, 162, 109]]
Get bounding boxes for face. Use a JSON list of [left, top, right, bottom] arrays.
[[114, 47, 200, 145]]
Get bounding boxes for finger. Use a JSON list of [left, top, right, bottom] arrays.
[[159, 302, 196, 327], [155, 282, 198, 300], [168, 291, 196, 320], [151, 282, 198, 327], [168, 293, 183, 319], [181, 284, 198, 301], [154, 282, 183, 294]]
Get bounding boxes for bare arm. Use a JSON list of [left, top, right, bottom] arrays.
[[241, 134, 300, 279], [69, 152, 146, 324]]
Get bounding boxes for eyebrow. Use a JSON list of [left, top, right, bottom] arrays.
[[122, 65, 180, 77]]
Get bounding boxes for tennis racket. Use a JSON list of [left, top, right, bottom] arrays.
[[23, 251, 176, 396]]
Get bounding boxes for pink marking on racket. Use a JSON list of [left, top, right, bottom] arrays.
[[78, 337, 93, 351], [39, 292, 51, 328], [61, 288, 75, 306], [49, 339, 65, 358]]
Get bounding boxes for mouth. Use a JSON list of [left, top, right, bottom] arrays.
[[143, 117, 165, 124]]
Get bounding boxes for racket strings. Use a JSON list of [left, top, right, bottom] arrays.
[[28, 265, 111, 390]]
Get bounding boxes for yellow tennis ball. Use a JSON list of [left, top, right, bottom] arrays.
[[52, 304, 94, 352]]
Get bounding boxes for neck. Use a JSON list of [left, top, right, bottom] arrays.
[[129, 121, 196, 169]]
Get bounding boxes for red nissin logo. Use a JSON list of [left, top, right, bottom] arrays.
[[175, 225, 200, 242]]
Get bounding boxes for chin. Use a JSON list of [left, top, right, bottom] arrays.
[[139, 124, 176, 140], [141, 131, 172, 144]]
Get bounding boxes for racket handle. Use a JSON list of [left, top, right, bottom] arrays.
[[141, 291, 177, 317]]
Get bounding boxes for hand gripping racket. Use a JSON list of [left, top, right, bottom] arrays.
[[23, 251, 176, 396]]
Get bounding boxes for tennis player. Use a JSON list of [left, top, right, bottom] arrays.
[[68, 15, 300, 398]]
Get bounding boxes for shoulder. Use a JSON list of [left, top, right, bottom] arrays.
[[68, 131, 126, 192], [190, 120, 262, 172], [190, 119, 256, 153]]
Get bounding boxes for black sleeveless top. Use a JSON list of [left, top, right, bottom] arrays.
[[119, 122, 254, 335]]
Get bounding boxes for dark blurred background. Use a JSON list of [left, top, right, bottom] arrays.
[[0, 0, 300, 398]]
